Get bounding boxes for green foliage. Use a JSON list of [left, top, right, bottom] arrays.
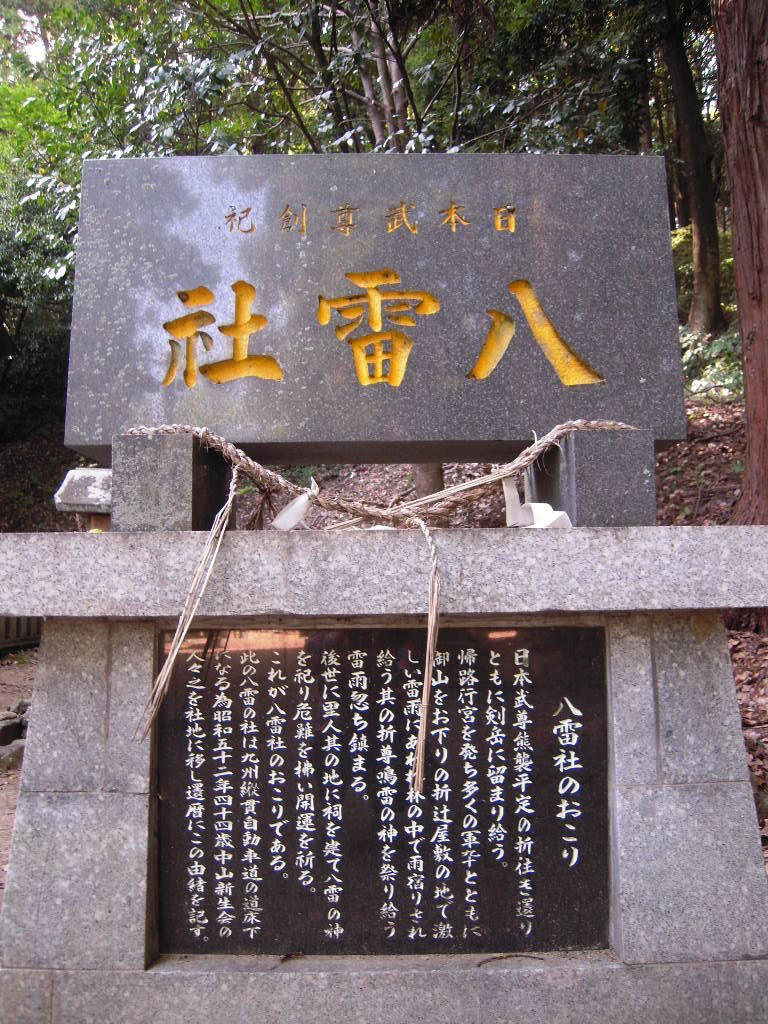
[[0, 0, 739, 430], [671, 225, 735, 320], [680, 321, 743, 399], [0, 173, 70, 408], [444, 0, 658, 154]]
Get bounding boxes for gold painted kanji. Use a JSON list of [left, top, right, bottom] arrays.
[[162, 287, 216, 388], [225, 206, 255, 234], [494, 206, 516, 233], [439, 200, 469, 232], [280, 204, 307, 235], [162, 282, 282, 388], [386, 202, 418, 235], [317, 269, 440, 387], [467, 280, 603, 386], [331, 204, 358, 236]]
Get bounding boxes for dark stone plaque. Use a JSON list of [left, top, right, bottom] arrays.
[[157, 625, 607, 955], [66, 154, 685, 463]]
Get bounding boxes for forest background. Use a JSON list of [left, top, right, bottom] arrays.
[[0, 0, 764, 537], [2, 0, 768, 887]]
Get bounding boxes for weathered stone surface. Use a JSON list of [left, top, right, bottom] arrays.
[[49, 959, 768, 1024], [606, 617, 658, 787], [565, 429, 657, 526], [0, 970, 52, 1024], [614, 781, 768, 963], [1, 526, 768, 619], [2, 792, 149, 969], [65, 154, 684, 464], [104, 621, 154, 793], [21, 620, 108, 793], [710, 961, 768, 1024], [53, 467, 112, 513], [524, 428, 656, 526], [652, 613, 748, 784], [111, 434, 230, 532]]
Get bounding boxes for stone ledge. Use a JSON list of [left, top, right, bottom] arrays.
[[42, 958, 768, 1024], [0, 526, 767, 618]]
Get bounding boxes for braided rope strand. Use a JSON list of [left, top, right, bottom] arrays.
[[127, 419, 636, 793], [126, 418, 635, 528], [406, 516, 441, 796]]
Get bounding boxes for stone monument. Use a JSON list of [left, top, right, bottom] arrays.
[[1, 154, 767, 1023]]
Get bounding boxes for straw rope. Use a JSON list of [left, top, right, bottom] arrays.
[[127, 418, 635, 792], [406, 516, 441, 795], [126, 418, 634, 526], [135, 466, 240, 740]]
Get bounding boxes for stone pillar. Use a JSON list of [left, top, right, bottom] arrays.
[[1, 621, 156, 973], [111, 433, 231, 532], [524, 429, 656, 526]]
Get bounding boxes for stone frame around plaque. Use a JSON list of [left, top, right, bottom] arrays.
[[5, 603, 765, 978], [2, 523, 768, 1022]]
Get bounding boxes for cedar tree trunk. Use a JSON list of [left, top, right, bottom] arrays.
[[663, 1, 724, 331], [713, 0, 768, 530]]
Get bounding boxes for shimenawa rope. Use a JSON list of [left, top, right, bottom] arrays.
[[128, 418, 635, 794]]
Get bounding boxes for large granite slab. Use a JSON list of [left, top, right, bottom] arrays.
[[1, 603, 767, 1020], [45, 959, 768, 1024], [66, 154, 685, 462], [2, 792, 150, 970], [1, 526, 767, 619]]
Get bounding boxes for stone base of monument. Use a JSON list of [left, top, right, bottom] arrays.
[[1, 516, 768, 1021]]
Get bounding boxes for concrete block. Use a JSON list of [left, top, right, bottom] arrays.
[[49, 959, 768, 1024], [5, 526, 768, 620], [104, 622, 154, 793], [710, 961, 768, 1024], [524, 428, 656, 526], [2, 792, 149, 970], [615, 781, 768, 963], [652, 613, 749, 784], [111, 434, 230, 532], [0, 970, 52, 1024], [21, 620, 108, 793], [54, 468, 112, 514], [607, 616, 658, 786]]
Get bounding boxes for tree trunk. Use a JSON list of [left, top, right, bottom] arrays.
[[653, 76, 678, 228], [412, 463, 445, 498], [662, 2, 724, 331], [673, 130, 691, 228], [713, 0, 768, 534]]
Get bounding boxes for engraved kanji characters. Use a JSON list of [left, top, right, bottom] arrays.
[[493, 206, 516, 233], [279, 204, 307, 235], [386, 201, 419, 235], [439, 200, 469, 232], [225, 206, 255, 233], [331, 203, 358, 236], [162, 281, 282, 388], [316, 268, 439, 387], [467, 280, 604, 386], [162, 286, 216, 389], [203, 281, 282, 383]]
